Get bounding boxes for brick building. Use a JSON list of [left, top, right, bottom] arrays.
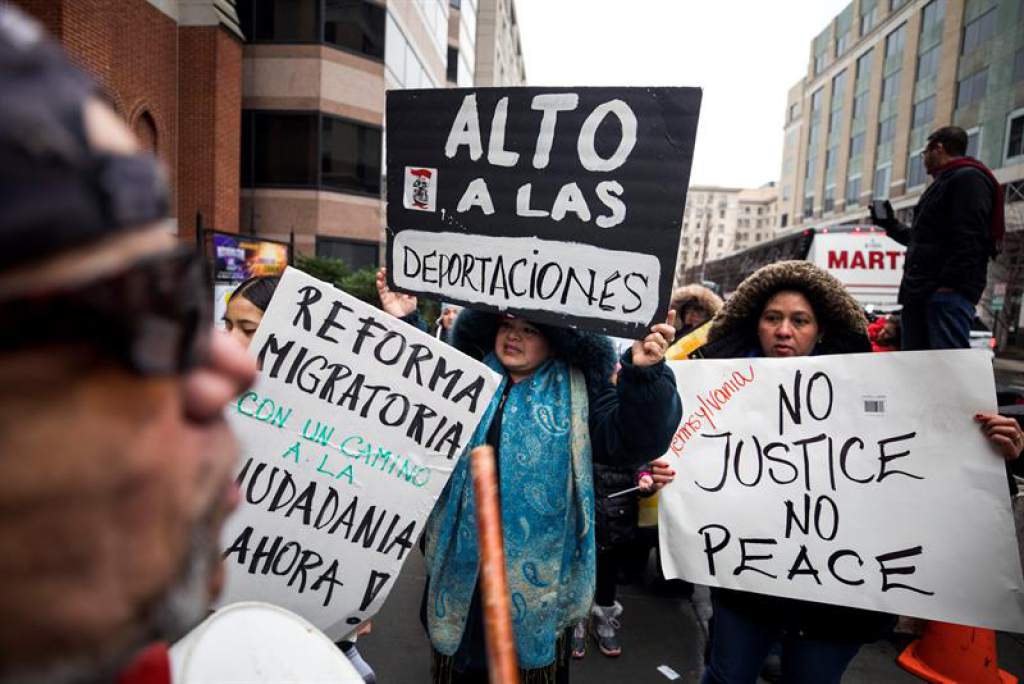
[[14, 0, 244, 240]]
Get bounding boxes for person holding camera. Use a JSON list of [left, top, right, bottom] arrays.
[[869, 126, 1004, 350]]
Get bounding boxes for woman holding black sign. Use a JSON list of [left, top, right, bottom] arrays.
[[672, 261, 1023, 684], [376, 269, 682, 683]]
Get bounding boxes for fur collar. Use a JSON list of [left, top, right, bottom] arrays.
[[701, 261, 870, 358]]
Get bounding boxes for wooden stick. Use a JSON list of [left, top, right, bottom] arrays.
[[470, 445, 520, 684]]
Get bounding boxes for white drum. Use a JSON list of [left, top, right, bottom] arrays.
[[170, 602, 364, 683]]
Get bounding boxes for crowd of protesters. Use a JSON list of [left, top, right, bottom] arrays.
[[2, 6, 1024, 684]]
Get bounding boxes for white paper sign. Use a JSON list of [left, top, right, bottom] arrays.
[[218, 267, 500, 638], [658, 350, 1024, 632]]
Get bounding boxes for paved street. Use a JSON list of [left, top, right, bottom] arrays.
[[359, 551, 1024, 682]]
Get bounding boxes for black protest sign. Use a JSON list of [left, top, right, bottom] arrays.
[[386, 87, 701, 338]]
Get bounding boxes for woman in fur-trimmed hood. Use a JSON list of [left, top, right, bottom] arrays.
[[375, 273, 682, 683], [699, 260, 870, 359], [669, 284, 724, 340]]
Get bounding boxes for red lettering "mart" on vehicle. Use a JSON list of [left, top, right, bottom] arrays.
[[827, 250, 903, 270]]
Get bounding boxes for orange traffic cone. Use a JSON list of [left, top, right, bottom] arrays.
[[897, 621, 1018, 684]]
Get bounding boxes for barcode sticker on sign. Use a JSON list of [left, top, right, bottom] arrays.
[[863, 396, 886, 414]]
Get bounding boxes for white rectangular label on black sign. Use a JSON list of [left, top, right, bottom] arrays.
[[393, 229, 660, 324]]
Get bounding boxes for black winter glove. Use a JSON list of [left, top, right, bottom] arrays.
[[868, 200, 897, 230]]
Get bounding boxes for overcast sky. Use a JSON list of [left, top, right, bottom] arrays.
[[514, 0, 852, 189]]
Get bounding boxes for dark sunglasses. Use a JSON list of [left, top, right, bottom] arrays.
[[0, 245, 210, 375]]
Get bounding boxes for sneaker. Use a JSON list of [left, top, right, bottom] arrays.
[[589, 602, 623, 657], [571, 619, 587, 659], [338, 641, 377, 684]]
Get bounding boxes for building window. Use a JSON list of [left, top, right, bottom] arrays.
[[961, 7, 997, 55], [920, 0, 946, 32], [956, 68, 988, 110], [446, 46, 458, 82], [891, 0, 909, 10], [967, 127, 982, 157], [861, 2, 878, 35], [831, 70, 847, 111], [781, 213, 789, 228], [450, 0, 460, 7], [884, 23, 906, 63], [316, 237, 379, 269], [916, 44, 941, 83], [824, 185, 836, 213], [873, 164, 892, 199], [321, 116, 382, 195], [1006, 110, 1024, 162], [242, 0, 319, 43], [242, 111, 318, 187], [836, 32, 849, 56], [386, 13, 438, 88], [912, 95, 936, 129], [908, 150, 928, 187], [133, 110, 158, 155], [850, 132, 865, 158], [856, 49, 873, 82], [241, 110, 382, 196], [803, 195, 815, 218], [324, 1, 385, 59], [240, 1, 385, 61], [846, 175, 862, 206], [852, 92, 867, 120], [1014, 48, 1024, 83], [881, 72, 901, 102], [810, 87, 824, 113], [877, 116, 897, 144]]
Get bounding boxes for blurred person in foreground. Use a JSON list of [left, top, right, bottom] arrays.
[[0, 8, 255, 682], [869, 126, 1003, 351]]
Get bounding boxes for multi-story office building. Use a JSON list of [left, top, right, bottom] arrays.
[[237, 0, 521, 265], [447, 0, 478, 87], [780, 0, 1024, 344], [474, 0, 526, 86], [781, 0, 1023, 226], [675, 184, 779, 285]]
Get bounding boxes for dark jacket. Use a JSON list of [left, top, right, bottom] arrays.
[[593, 463, 641, 548], [886, 164, 994, 305], [449, 309, 683, 468], [698, 261, 891, 643]]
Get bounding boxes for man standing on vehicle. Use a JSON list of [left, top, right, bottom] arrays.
[[869, 126, 1004, 350]]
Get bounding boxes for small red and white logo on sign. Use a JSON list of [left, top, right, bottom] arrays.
[[403, 167, 437, 212]]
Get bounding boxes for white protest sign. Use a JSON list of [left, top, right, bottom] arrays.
[[218, 267, 500, 638], [659, 350, 1024, 632]]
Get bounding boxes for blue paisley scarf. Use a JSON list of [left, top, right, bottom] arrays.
[[424, 352, 595, 669]]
